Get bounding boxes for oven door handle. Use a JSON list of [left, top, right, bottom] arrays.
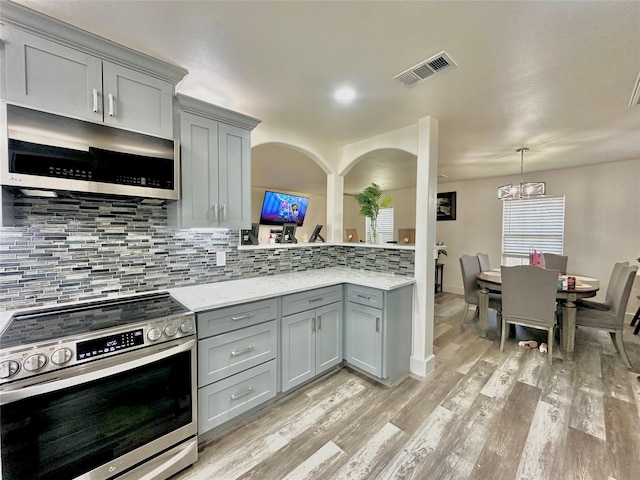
[[0, 338, 195, 404]]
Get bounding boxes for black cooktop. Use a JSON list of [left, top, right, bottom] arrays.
[[0, 293, 189, 350]]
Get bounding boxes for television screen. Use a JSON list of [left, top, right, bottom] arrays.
[[259, 190, 309, 226]]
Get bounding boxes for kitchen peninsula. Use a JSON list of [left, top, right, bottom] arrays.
[[169, 266, 415, 439]]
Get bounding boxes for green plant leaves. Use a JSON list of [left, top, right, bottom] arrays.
[[355, 183, 392, 220]]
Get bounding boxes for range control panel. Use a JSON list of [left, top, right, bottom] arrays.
[[0, 314, 195, 384]]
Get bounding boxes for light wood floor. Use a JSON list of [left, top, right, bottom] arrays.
[[173, 293, 640, 480]]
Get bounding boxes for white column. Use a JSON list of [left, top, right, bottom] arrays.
[[326, 173, 344, 243], [410, 116, 438, 377]]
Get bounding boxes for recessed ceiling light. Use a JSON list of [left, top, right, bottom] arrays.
[[334, 87, 356, 103]]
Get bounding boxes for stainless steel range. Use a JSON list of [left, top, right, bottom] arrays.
[[0, 292, 198, 480]]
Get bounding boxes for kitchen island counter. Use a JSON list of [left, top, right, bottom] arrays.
[[168, 267, 414, 313]]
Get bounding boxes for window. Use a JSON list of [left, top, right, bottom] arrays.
[[365, 207, 394, 243], [502, 196, 565, 265]]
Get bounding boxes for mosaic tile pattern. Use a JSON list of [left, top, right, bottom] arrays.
[[0, 195, 415, 311]]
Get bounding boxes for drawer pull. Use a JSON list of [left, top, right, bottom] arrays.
[[376, 317, 380, 332], [230, 387, 254, 401], [231, 313, 254, 322], [308, 297, 324, 303], [356, 294, 372, 300], [230, 346, 254, 357]]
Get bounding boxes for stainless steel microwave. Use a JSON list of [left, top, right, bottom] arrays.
[[1, 103, 180, 200]]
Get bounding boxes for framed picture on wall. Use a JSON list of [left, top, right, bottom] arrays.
[[437, 192, 456, 221]]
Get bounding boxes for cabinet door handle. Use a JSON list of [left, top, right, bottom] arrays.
[[108, 93, 114, 117], [376, 317, 380, 332], [230, 386, 254, 400], [308, 297, 324, 303], [230, 346, 254, 357], [231, 313, 254, 322], [312, 317, 316, 332], [317, 315, 321, 330], [211, 204, 219, 221], [221, 204, 227, 222], [92, 88, 98, 113], [356, 294, 372, 300]]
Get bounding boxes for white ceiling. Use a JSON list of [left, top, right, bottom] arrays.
[[10, 0, 640, 195]]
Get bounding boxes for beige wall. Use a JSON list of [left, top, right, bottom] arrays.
[[251, 187, 327, 243], [343, 186, 417, 242], [436, 159, 640, 314]]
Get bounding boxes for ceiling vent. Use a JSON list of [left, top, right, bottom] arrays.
[[394, 51, 457, 87], [629, 71, 640, 107]]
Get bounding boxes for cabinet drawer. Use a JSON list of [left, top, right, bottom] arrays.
[[197, 298, 277, 338], [198, 320, 277, 385], [281, 285, 343, 316], [198, 360, 277, 433], [346, 285, 384, 309]]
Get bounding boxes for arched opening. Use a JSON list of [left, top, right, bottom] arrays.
[[342, 148, 417, 243], [251, 143, 328, 243]]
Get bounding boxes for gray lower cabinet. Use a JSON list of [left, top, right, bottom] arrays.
[[197, 299, 278, 434], [169, 94, 260, 229], [3, 25, 175, 138], [281, 286, 343, 392], [344, 284, 413, 386]]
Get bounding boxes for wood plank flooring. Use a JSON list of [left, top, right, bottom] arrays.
[[172, 293, 640, 480]]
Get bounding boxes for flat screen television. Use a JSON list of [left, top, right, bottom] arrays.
[[259, 190, 309, 226]]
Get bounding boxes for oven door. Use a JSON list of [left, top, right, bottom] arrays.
[[0, 338, 197, 480]]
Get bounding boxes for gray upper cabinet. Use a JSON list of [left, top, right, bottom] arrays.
[[3, 26, 103, 123], [101, 61, 174, 137], [1, 3, 186, 138], [170, 94, 260, 229]]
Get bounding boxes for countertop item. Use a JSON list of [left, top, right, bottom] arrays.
[[169, 266, 415, 313]]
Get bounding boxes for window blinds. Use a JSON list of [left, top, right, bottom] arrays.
[[365, 207, 394, 243], [502, 196, 565, 259]]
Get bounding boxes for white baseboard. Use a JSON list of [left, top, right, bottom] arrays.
[[410, 353, 436, 377]]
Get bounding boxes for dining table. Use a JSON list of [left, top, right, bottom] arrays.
[[476, 269, 600, 361]]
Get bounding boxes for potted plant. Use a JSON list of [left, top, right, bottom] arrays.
[[435, 241, 447, 261], [355, 183, 392, 244]]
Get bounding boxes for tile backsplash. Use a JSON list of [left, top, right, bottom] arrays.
[[0, 195, 415, 312]]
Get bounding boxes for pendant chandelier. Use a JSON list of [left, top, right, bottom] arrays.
[[497, 147, 546, 200]]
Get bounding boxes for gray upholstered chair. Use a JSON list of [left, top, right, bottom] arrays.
[[631, 296, 640, 335], [476, 252, 491, 272], [578, 261, 628, 311], [575, 264, 638, 369], [500, 265, 559, 364], [542, 253, 568, 274], [459, 255, 501, 323]]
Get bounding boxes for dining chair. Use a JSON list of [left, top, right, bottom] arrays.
[[459, 255, 501, 323], [476, 252, 491, 272], [575, 264, 638, 369], [500, 265, 559, 364], [631, 296, 640, 335], [578, 261, 628, 311], [542, 253, 568, 274]]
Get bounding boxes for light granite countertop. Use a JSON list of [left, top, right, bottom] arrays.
[[168, 266, 415, 313]]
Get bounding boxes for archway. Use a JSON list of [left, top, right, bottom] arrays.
[[342, 148, 417, 243], [251, 143, 328, 242]]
